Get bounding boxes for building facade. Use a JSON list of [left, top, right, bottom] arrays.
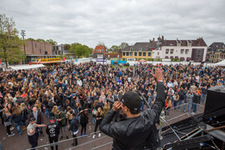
[[52, 44, 74, 58], [122, 42, 156, 60], [153, 38, 208, 62], [24, 40, 53, 62], [92, 45, 107, 58], [207, 42, 225, 62]]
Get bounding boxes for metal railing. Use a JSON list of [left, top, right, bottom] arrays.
[[26, 131, 112, 150], [31, 103, 205, 150]]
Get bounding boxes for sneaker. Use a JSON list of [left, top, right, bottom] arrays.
[[60, 136, 63, 140], [10, 126, 15, 131], [92, 134, 96, 139], [98, 133, 101, 137], [80, 134, 83, 137], [66, 136, 69, 139], [191, 112, 195, 115], [8, 133, 15, 137], [84, 133, 87, 136]]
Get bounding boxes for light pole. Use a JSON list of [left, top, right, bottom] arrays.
[[21, 30, 26, 64]]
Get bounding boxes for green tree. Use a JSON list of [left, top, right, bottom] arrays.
[[36, 38, 46, 42], [0, 14, 25, 68], [120, 42, 129, 49], [64, 44, 70, 50], [110, 45, 121, 53], [69, 43, 92, 58], [46, 39, 57, 45], [26, 38, 35, 41]]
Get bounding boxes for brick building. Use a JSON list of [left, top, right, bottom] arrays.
[[92, 45, 107, 58], [24, 40, 54, 62]]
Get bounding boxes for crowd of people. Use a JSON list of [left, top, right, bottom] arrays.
[[0, 61, 224, 149]]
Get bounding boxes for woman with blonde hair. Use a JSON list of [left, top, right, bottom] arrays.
[[103, 102, 110, 117], [52, 105, 58, 116], [3, 108, 14, 137], [12, 105, 22, 135], [66, 106, 75, 124], [93, 107, 103, 139]]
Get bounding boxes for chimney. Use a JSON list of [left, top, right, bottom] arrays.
[[153, 38, 155, 42], [197, 38, 201, 46], [162, 36, 164, 41]]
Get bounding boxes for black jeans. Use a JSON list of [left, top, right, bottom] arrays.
[[6, 125, 11, 135], [49, 138, 58, 150], [72, 134, 78, 146], [0, 112, 3, 125], [28, 133, 38, 149], [81, 124, 87, 134]]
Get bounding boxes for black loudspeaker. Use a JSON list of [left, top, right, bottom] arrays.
[[203, 86, 225, 126]]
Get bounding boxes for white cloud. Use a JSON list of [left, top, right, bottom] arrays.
[[0, 0, 224, 48]]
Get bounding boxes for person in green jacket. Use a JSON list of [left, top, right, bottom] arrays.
[[55, 110, 68, 140]]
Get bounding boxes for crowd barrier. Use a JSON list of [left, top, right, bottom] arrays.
[[31, 103, 205, 150], [26, 131, 112, 150]]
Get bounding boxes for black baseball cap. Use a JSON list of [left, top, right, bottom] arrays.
[[29, 117, 36, 123], [120, 91, 141, 114]]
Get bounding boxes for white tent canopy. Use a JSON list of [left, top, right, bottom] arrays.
[[215, 60, 225, 66], [9, 64, 45, 71]]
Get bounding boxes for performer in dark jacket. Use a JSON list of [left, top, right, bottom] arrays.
[[69, 113, 79, 146], [100, 68, 165, 150], [46, 117, 60, 150]]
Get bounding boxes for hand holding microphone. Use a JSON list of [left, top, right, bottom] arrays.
[[112, 101, 122, 112]]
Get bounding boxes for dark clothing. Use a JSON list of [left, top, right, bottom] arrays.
[[55, 112, 67, 127], [28, 133, 39, 149], [69, 118, 79, 132], [69, 117, 79, 146], [95, 113, 103, 133], [46, 123, 60, 139], [100, 82, 165, 150], [46, 123, 60, 150], [28, 110, 44, 124]]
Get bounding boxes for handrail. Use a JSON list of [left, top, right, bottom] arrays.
[[30, 103, 204, 150], [26, 131, 112, 150]]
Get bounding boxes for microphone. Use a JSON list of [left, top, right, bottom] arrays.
[[106, 98, 116, 103]]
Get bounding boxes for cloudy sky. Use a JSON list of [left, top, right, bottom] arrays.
[[0, 0, 224, 48]]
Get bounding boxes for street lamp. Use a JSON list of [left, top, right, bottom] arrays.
[[21, 30, 26, 64]]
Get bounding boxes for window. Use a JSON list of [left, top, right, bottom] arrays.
[[166, 49, 169, 54], [181, 49, 184, 54], [45, 51, 48, 54], [40, 49, 41, 54], [143, 52, 146, 56], [185, 49, 189, 54], [123, 52, 125, 56], [139, 52, 142, 56], [135, 52, 137, 56], [126, 52, 129, 56], [139, 48, 142, 51], [170, 49, 174, 54], [130, 52, 133, 56], [35, 43, 37, 48], [148, 52, 151, 56], [157, 52, 159, 55]]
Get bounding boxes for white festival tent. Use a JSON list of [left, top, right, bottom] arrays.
[[215, 60, 225, 66], [9, 64, 45, 71]]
